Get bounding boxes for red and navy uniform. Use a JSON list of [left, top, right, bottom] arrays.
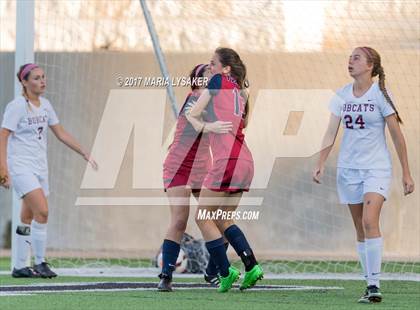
[[203, 74, 254, 192], [163, 91, 211, 191]]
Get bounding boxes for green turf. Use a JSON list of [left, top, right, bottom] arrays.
[[1, 257, 419, 274], [0, 276, 419, 310]]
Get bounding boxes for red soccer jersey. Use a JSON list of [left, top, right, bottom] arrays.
[[203, 74, 254, 192], [205, 74, 253, 162], [163, 91, 211, 190]]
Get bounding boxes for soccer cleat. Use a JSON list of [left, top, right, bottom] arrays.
[[33, 262, 57, 278], [240, 264, 264, 290], [11, 267, 40, 278], [157, 273, 173, 292], [218, 266, 240, 293], [367, 285, 382, 303], [357, 288, 370, 303], [204, 273, 220, 286]]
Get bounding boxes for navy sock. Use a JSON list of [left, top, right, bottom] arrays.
[[224, 225, 257, 272], [206, 238, 230, 277], [206, 242, 229, 276], [161, 239, 180, 277]]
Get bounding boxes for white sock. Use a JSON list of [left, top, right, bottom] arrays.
[[31, 220, 47, 265], [356, 241, 368, 283], [15, 224, 31, 269], [365, 237, 383, 288]]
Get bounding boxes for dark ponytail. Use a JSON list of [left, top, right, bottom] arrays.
[[375, 65, 402, 123]]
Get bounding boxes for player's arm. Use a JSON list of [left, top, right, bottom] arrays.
[[241, 89, 250, 129], [49, 124, 98, 170], [186, 114, 233, 134], [313, 113, 341, 184], [185, 89, 233, 134], [0, 128, 11, 188], [386, 114, 414, 195], [189, 88, 211, 118]]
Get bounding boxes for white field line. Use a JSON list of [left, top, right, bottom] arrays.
[[1, 267, 419, 281]]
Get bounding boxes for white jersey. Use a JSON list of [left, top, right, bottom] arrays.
[[1, 96, 59, 175], [329, 82, 395, 169]]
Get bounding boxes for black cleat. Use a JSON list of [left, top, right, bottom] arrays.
[[357, 288, 370, 303], [33, 262, 57, 278], [157, 273, 173, 292], [367, 285, 382, 303], [204, 273, 220, 286], [12, 267, 40, 278]]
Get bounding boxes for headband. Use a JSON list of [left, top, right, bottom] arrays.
[[19, 63, 39, 81], [194, 64, 207, 77]]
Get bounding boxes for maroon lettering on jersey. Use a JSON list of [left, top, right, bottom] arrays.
[[363, 103, 369, 112]]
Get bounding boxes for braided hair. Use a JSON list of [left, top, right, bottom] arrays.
[[359, 47, 402, 123]]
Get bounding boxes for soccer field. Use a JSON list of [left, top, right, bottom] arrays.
[[1, 257, 419, 309], [1, 276, 419, 310]]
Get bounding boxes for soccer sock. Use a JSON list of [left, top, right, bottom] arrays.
[[356, 241, 368, 283], [205, 242, 229, 276], [365, 237, 383, 288], [15, 224, 31, 269], [224, 225, 257, 272], [206, 237, 230, 277], [161, 239, 180, 277], [31, 220, 47, 265]]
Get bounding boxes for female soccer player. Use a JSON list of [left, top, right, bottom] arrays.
[[158, 64, 233, 291], [0, 63, 98, 278], [187, 48, 264, 292], [313, 47, 414, 303]]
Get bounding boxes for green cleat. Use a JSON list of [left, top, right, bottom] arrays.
[[240, 264, 264, 290], [218, 266, 240, 293]]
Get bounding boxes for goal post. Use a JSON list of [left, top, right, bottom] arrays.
[[11, 0, 35, 271], [139, 0, 178, 118]]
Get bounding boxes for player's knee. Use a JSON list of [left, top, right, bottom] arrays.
[[215, 219, 233, 233], [195, 216, 208, 228], [354, 219, 364, 233], [362, 218, 378, 233], [34, 209, 49, 223], [20, 214, 33, 225], [172, 218, 188, 232], [194, 216, 202, 226], [356, 231, 365, 241]]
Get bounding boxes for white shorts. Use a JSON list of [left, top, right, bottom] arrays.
[[11, 173, 49, 198], [337, 168, 392, 204]]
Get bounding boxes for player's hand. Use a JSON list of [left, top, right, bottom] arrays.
[[0, 166, 10, 189], [402, 173, 414, 196], [205, 121, 233, 134], [83, 153, 98, 171], [312, 164, 324, 184]]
